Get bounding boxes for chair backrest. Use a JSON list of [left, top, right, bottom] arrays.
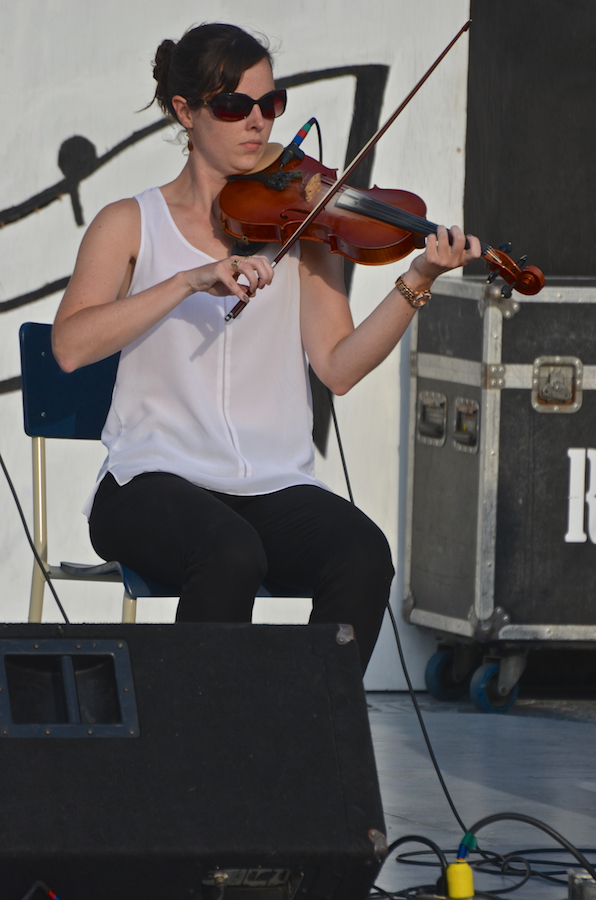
[[19, 322, 119, 440]]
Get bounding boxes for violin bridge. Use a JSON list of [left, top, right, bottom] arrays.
[[303, 173, 322, 203]]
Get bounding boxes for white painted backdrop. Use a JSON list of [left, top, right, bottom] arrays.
[[0, 0, 470, 688]]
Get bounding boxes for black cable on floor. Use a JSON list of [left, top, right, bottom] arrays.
[[385, 602, 468, 834], [376, 838, 596, 898], [376, 612, 596, 898], [501, 845, 596, 880], [394, 847, 532, 892], [469, 814, 596, 881], [371, 835, 447, 900], [473, 848, 566, 887]]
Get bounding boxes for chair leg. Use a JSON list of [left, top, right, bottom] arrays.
[[29, 566, 47, 624], [29, 436, 47, 623], [122, 591, 137, 623]]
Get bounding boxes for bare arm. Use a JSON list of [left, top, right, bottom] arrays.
[[300, 225, 482, 395], [52, 199, 273, 372]]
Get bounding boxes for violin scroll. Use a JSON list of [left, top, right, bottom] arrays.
[[482, 246, 545, 296]]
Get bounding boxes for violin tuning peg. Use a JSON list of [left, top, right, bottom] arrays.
[[486, 270, 500, 284], [499, 242, 513, 254], [501, 285, 514, 299], [516, 255, 528, 268]]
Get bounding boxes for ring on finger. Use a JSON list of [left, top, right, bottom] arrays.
[[231, 258, 240, 270]]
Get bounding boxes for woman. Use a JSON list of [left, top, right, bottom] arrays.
[[52, 23, 481, 672]]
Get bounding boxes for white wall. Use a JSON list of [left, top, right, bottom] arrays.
[[0, 0, 471, 688]]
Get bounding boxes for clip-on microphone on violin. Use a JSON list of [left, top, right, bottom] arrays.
[[278, 118, 317, 168]]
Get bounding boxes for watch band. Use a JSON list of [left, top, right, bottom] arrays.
[[395, 275, 432, 308]]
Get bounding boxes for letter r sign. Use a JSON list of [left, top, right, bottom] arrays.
[[565, 448, 596, 543]]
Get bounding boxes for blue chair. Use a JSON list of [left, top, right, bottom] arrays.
[[19, 322, 183, 623]]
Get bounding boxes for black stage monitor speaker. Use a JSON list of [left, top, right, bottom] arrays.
[[0, 623, 386, 900]]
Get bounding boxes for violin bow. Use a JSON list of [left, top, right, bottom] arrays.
[[227, 19, 471, 321]]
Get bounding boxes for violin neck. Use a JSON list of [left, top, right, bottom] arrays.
[[337, 189, 490, 256]]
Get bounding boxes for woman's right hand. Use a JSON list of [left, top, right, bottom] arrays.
[[184, 253, 274, 304], [53, 199, 275, 373]]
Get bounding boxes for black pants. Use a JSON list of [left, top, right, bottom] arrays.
[[89, 473, 394, 671]]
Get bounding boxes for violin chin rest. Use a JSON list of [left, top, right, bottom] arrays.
[[245, 142, 284, 174]]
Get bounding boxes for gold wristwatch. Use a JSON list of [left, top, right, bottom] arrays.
[[395, 275, 432, 309]]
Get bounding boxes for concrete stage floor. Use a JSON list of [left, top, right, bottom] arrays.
[[366, 693, 596, 899]]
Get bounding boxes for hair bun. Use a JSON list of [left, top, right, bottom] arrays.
[[152, 39, 176, 115], [153, 38, 175, 84]]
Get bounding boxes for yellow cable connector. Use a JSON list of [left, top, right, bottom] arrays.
[[446, 859, 474, 899]]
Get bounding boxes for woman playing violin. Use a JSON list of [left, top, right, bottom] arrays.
[[52, 23, 481, 672]]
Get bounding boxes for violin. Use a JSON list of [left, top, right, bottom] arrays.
[[219, 149, 545, 319], [218, 20, 544, 320]]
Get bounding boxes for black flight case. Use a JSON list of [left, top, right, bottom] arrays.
[[403, 276, 596, 711]]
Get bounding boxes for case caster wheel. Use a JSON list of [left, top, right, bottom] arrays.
[[469, 662, 519, 713], [424, 649, 469, 701]]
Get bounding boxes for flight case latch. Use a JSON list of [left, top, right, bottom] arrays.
[[531, 356, 583, 413]]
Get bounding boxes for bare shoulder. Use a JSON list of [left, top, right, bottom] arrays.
[[96, 196, 140, 221], [84, 197, 141, 249], [71, 197, 142, 281]]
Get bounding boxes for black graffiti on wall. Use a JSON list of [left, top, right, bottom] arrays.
[[1, 63, 389, 435], [0, 120, 169, 232]]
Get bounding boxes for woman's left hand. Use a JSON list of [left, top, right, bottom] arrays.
[[404, 224, 482, 292]]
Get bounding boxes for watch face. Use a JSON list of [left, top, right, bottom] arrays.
[[396, 277, 430, 307]]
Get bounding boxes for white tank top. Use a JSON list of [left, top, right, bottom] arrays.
[[83, 186, 326, 516]]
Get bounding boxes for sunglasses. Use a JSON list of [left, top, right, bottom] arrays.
[[202, 89, 287, 122]]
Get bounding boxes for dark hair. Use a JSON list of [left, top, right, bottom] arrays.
[[151, 23, 272, 122]]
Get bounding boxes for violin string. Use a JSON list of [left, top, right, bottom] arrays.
[[336, 189, 433, 235], [337, 188, 490, 256]]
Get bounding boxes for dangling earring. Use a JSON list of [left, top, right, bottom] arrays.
[[187, 133, 194, 152]]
